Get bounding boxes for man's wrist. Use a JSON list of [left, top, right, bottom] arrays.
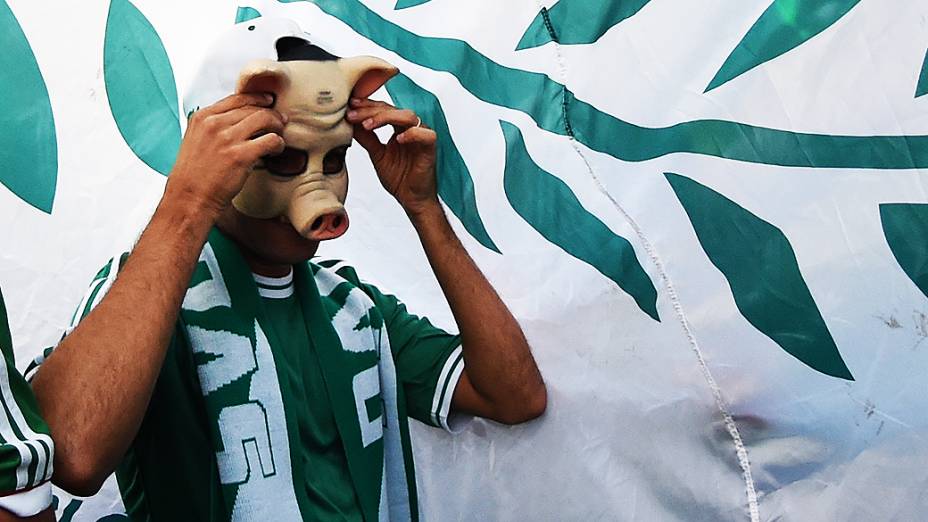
[[160, 180, 224, 230], [407, 199, 462, 257], [404, 197, 443, 223], [150, 182, 224, 246]]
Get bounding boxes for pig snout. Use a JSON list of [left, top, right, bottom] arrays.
[[305, 210, 349, 241], [288, 184, 350, 241]]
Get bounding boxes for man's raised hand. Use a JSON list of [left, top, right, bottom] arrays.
[[166, 93, 287, 218], [347, 100, 547, 426], [32, 93, 290, 496], [346, 98, 439, 217]]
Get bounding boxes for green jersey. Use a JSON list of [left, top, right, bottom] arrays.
[[36, 230, 465, 521], [255, 269, 362, 520], [0, 287, 53, 516]]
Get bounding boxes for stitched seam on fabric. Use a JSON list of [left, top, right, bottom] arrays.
[[535, 5, 760, 520], [538, 7, 576, 139]]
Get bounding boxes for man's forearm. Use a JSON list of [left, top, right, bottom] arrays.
[[408, 202, 546, 423], [30, 92, 284, 495], [32, 183, 218, 495]]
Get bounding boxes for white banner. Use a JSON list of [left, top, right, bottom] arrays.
[[1, 0, 927, 520]]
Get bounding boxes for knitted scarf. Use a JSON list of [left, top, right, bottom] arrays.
[[179, 230, 412, 521]]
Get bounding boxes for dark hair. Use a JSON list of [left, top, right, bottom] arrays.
[[275, 36, 339, 62]]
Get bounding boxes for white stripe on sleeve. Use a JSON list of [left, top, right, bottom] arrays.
[[0, 357, 52, 489], [437, 356, 466, 433], [430, 346, 463, 427], [84, 256, 121, 319], [67, 255, 121, 334]]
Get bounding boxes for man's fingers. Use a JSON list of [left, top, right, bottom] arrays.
[[345, 106, 384, 125], [240, 133, 286, 164], [396, 126, 437, 146], [195, 106, 286, 144], [349, 97, 391, 110], [208, 105, 267, 126], [345, 106, 422, 127], [203, 93, 275, 115], [357, 109, 420, 132], [228, 109, 286, 141], [352, 126, 386, 162]]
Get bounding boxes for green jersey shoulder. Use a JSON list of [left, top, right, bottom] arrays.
[[0, 287, 54, 516], [313, 259, 465, 431]]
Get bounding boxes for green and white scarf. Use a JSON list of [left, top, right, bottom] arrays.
[[179, 230, 416, 521]]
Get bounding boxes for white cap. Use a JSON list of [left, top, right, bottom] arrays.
[[182, 17, 334, 117]]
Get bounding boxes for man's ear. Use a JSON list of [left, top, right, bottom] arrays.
[[338, 56, 399, 98], [236, 59, 292, 100]]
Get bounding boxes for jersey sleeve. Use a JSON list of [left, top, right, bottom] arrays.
[[24, 253, 125, 382], [0, 289, 54, 514], [326, 263, 466, 432]]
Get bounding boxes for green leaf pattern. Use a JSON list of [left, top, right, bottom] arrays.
[[283, 0, 928, 170], [104, 0, 182, 176], [394, 0, 431, 9], [385, 74, 500, 253], [516, 0, 652, 50], [502, 121, 660, 321], [0, 0, 57, 213], [666, 173, 853, 380], [881, 204, 928, 300], [4, 0, 922, 381], [706, 0, 862, 92], [235, 6, 262, 23], [917, 48, 928, 99]]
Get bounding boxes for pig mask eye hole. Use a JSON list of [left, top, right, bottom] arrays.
[[323, 146, 349, 175], [263, 147, 308, 177]]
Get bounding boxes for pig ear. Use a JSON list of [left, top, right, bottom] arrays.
[[236, 59, 292, 99], [338, 56, 399, 98]]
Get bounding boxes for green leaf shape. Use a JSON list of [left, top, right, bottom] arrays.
[[395, 0, 431, 9], [666, 172, 852, 380], [281, 0, 928, 170], [385, 74, 500, 253], [0, 0, 57, 213], [104, 0, 181, 176], [235, 6, 262, 23], [502, 121, 659, 321], [917, 48, 928, 99], [880, 204, 928, 299], [516, 0, 651, 50], [706, 0, 861, 92]]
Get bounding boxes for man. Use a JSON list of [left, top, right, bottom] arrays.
[[30, 20, 545, 521], [0, 288, 54, 521]]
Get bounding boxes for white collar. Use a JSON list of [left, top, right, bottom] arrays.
[[252, 268, 294, 299]]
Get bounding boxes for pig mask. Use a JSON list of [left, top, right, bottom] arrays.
[[233, 38, 398, 241]]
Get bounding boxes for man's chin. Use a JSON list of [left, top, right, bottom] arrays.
[[216, 209, 322, 268]]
